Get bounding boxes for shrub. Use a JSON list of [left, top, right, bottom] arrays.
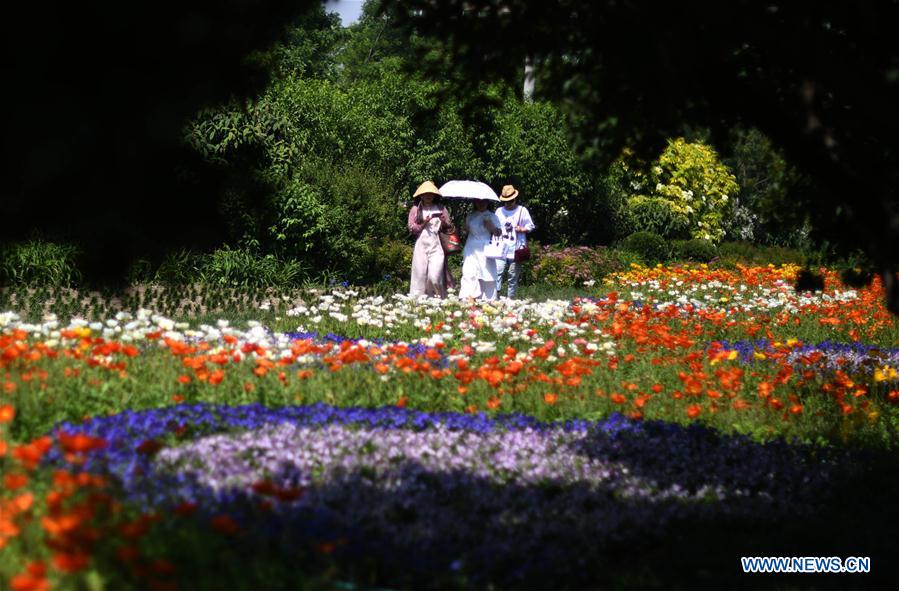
[[269, 159, 407, 283], [365, 238, 414, 286], [723, 127, 805, 245], [199, 246, 307, 288], [618, 232, 670, 265], [485, 99, 593, 243], [714, 241, 805, 267], [530, 245, 640, 287], [671, 239, 717, 263], [0, 240, 82, 286], [596, 157, 641, 244], [650, 138, 739, 242], [625, 195, 690, 239], [153, 249, 204, 285]]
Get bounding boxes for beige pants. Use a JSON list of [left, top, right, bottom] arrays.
[[409, 230, 446, 297]]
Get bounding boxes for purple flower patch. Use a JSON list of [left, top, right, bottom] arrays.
[[45, 403, 860, 587]]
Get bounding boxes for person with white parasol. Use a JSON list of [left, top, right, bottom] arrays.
[[438, 181, 503, 301]]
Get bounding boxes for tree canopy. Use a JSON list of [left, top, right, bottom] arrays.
[[387, 0, 899, 307], [6, 0, 899, 308]]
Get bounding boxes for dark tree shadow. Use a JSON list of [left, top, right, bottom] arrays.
[[4, 0, 318, 283], [60, 407, 898, 590]]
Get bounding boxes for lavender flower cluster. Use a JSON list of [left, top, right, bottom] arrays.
[[47, 403, 857, 587]]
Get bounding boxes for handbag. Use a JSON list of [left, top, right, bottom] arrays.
[[512, 207, 531, 262], [484, 236, 505, 259], [440, 227, 462, 254], [514, 244, 531, 263]]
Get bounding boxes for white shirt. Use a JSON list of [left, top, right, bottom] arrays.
[[494, 205, 535, 259]]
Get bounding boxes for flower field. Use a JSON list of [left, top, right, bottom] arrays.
[[2, 264, 899, 589]]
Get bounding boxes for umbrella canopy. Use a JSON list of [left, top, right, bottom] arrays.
[[437, 180, 499, 201]]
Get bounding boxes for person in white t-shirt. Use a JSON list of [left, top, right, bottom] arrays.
[[494, 184, 535, 299]]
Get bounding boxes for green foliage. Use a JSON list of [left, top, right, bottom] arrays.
[[0, 240, 82, 286], [267, 75, 416, 177], [154, 249, 204, 285], [624, 195, 690, 239], [407, 106, 487, 183], [671, 239, 717, 263], [185, 100, 298, 176], [248, 6, 346, 81], [650, 138, 739, 243], [181, 11, 611, 282], [334, 2, 431, 84], [270, 159, 407, 283], [724, 127, 805, 246], [186, 70, 421, 282], [618, 232, 670, 265], [366, 238, 415, 289], [485, 100, 593, 243], [530, 245, 640, 287], [594, 156, 645, 244], [199, 246, 307, 288], [173, 3, 816, 291], [715, 241, 805, 267], [150, 247, 307, 288]]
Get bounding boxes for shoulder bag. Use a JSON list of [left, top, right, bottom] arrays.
[[513, 207, 531, 262], [440, 225, 462, 254]]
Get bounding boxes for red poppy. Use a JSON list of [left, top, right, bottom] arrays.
[[210, 514, 240, 536], [52, 551, 91, 573]]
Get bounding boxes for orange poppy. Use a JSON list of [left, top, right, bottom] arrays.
[[0, 404, 14, 423], [4, 473, 29, 490]]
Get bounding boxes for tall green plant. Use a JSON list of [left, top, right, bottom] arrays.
[[0, 240, 82, 286], [200, 246, 307, 287]]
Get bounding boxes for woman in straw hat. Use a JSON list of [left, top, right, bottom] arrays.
[[408, 181, 456, 297], [494, 184, 535, 299]]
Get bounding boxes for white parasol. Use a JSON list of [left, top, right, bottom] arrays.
[[437, 180, 500, 201]]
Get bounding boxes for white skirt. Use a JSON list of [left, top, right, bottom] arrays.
[[459, 238, 497, 298]]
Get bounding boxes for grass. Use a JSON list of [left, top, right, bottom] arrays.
[[3, 271, 899, 446]]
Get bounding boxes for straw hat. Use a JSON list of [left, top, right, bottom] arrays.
[[499, 185, 519, 201], [413, 181, 442, 198]]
